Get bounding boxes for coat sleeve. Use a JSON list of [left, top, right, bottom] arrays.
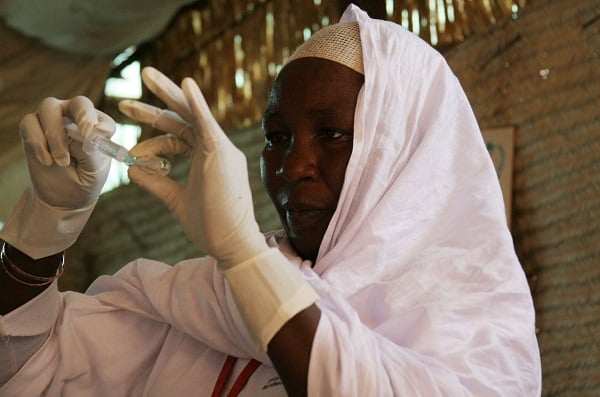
[[0, 257, 263, 396], [0, 282, 59, 387], [86, 257, 265, 361], [0, 271, 175, 396]]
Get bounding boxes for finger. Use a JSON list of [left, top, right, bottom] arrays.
[[68, 96, 100, 139], [64, 100, 114, 174], [19, 113, 53, 166], [141, 67, 193, 121], [65, 109, 114, 172], [37, 97, 71, 166], [119, 99, 188, 130], [181, 77, 227, 153], [129, 134, 192, 158], [96, 110, 117, 139], [128, 165, 183, 214], [119, 99, 194, 144]]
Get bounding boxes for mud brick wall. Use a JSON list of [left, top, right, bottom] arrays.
[[444, 0, 600, 394]]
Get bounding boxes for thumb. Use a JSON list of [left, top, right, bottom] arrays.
[[128, 166, 183, 213]]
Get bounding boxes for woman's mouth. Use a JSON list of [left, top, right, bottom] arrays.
[[285, 208, 332, 231]]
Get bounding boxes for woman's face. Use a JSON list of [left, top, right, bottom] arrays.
[[260, 58, 364, 262]]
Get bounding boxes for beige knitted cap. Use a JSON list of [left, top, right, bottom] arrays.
[[286, 22, 363, 75]]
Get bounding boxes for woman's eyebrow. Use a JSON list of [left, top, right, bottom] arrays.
[[307, 108, 339, 116], [305, 105, 355, 121], [262, 108, 280, 118], [261, 109, 282, 129], [262, 109, 281, 122], [306, 100, 356, 114], [261, 101, 354, 126]]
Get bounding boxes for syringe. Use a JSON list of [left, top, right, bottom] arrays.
[[64, 121, 171, 176]]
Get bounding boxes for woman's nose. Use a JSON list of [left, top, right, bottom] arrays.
[[276, 140, 319, 182]]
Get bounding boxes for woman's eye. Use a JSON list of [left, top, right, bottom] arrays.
[[326, 130, 344, 139], [264, 132, 289, 148], [318, 129, 351, 141]]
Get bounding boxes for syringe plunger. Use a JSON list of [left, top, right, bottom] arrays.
[[64, 122, 171, 175]]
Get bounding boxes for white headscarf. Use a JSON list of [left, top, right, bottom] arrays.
[[316, 4, 530, 306], [287, 4, 542, 394]]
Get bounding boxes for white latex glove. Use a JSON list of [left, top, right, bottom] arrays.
[[119, 67, 269, 269], [0, 96, 115, 259]]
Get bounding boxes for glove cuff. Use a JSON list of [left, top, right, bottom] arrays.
[[215, 228, 271, 271], [222, 248, 319, 352], [0, 187, 95, 259]]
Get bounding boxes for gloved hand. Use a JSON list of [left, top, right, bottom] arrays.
[[120, 68, 318, 352], [0, 96, 115, 259], [119, 67, 269, 269]]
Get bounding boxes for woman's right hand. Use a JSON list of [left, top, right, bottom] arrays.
[[19, 96, 115, 210]]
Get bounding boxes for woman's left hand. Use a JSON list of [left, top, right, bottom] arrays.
[[118, 67, 268, 269]]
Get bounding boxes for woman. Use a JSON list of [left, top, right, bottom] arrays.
[[0, 5, 541, 396]]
